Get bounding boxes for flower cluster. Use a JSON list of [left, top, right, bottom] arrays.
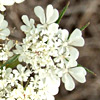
[[0, 4, 87, 100], [0, 0, 25, 11]]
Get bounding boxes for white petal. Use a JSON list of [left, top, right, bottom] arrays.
[[62, 73, 75, 91], [67, 60, 77, 68], [68, 46, 79, 60], [58, 47, 65, 54], [69, 28, 82, 40], [56, 68, 63, 77], [47, 9, 59, 24], [42, 36, 48, 42], [57, 62, 64, 68], [0, 5, 6, 11], [2, 0, 14, 5], [17, 64, 24, 73], [48, 23, 59, 33], [60, 29, 69, 41], [6, 68, 12, 73], [18, 56, 23, 62], [22, 15, 30, 26], [69, 37, 85, 47], [30, 19, 35, 26], [69, 67, 87, 83], [21, 25, 30, 32], [0, 14, 4, 25], [77, 66, 87, 75], [48, 86, 59, 95], [34, 6, 45, 24], [46, 5, 54, 23], [68, 28, 85, 47], [54, 57, 60, 63], [7, 40, 14, 50], [0, 35, 6, 40], [15, 0, 25, 3], [0, 20, 8, 29], [0, 28, 10, 36], [46, 93, 55, 100]]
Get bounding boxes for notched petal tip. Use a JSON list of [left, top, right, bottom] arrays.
[[68, 28, 85, 47], [22, 15, 30, 26], [34, 6, 45, 24]]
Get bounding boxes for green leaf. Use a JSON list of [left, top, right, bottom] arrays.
[[0, 61, 3, 66], [78, 64, 96, 76], [6, 58, 20, 69], [56, 1, 70, 24], [0, 54, 20, 70], [80, 22, 90, 31]]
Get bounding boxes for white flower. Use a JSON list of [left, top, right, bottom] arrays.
[[0, 79, 7, 90], [0, 14, 10, 40], [0, 40, 14, 61], [57, 60, 87, 91], [34, 5, 59, 42], [8, 73, 19, 86], [14, 43, 32, 63], [24, 84, 36, 99], [58, 28, 85, 60], [38, 80, 56, 100], [34, 4, 59, 25], [54, 48, 69, 68], [0, 67, 12, 90], [0, 0, 14, 11], [1, 67, 12, 79], [39, 68, 60, 89], [0, 0, 25, 11], [13, 64, 32, 82], [11, 84, 24, 99], [21, 15, 35, 34]]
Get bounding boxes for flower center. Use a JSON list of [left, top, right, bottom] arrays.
[[43, 24, 48, 29], [63, 42, 68, 47]]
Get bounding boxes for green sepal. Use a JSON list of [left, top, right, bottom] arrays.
[[0, 54, 20, 70], [80, 22, 90, 31], [56, 1, 70, 24]]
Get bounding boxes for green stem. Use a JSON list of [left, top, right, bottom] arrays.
[[80, 22, 90, 31], [56, 1, 70, 24]]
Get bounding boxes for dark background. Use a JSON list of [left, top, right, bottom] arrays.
[[5, 0, 100, 100]]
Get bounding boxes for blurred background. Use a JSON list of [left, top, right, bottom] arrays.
[[5, 0, 100, 100]]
